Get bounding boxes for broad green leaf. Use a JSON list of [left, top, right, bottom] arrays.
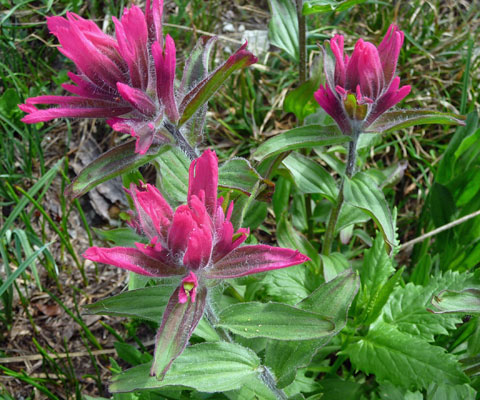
[[267, 0, 299, 59], [320, 252, 349, 282], [344, 322, 469, 389], [253, 125, 348, 162], [302, 0, 367, 15], [266, 270, 359, 388], [110, 342, 261, 393], [429, 289, 480, 314], [92, 227, 143, 247], [366, 109, 465, 134], [343, 172, 396, 252], [335, 203, 371, 233], [84, 284, 178, 322], [320, 378, 365, 400], [283, 152, 338, 202], [179, 44, 256, 125], [155, 147, 190, 205], [225, 376, 278, 400], [381, 271, 472, 342], [65, 142, 167, 199], [217, 302, 334, 340], [378, 383, 423, 400], [283, 67, 322, 121], [219, 157, 273, 197], [426, 383, 476, 400], [114, 342, 151, 366]]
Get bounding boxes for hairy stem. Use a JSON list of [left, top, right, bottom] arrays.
[[204, 301, 287, 400], [164, 121, 198, 161], [296, 0, 307, 85], [322, 134, 359, 256]]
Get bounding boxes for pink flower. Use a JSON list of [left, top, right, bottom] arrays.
[[19, 0, 175, 155], [314, 25, 411, 135], [83, 149, 309, 377]]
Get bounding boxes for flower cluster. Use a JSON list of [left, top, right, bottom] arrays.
[[314, 24, 411, 135], [84, 150, 309, 377]]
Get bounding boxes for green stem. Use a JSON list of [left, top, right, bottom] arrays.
[[295, 0, 307, 85], [322, 134, 359, 255], [204, 301, 287, 400], [164, 121, 198, 161]]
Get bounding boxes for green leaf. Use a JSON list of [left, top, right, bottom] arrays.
[[155, 147, 190, 205], [381, 272, 472, 342], [225, 376, 278, 400], [343, 172, 396, 252], [283, 68, 322, 121], [84, 284, 178, 322], [253, 125, 348, 162], [283, 152, 338, 202], [366, 109, 466, 134], [266, 270, 359, 388], [65, 141, 167, 199], [92, 227, 143, 247], [217, 302, 334, 340], [110, 342, 261, 393], [426, 383, 476, 400], [319, 252, 349, 282], [267, 0, 298, 58], [320, 378, 365, 400], [429, 289, 480, 314], [219, 157, 273, 197], [302, 0, 367, 15], [344, 322, 469, 389], [179, 44, 256, 125]]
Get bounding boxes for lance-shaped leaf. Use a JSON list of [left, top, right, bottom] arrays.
[[179, 36, 217, 144], [219, 157, 273, 197], [429, 289, 480, 314], [84, 284, 178, 322], [151, 286, 207, 379], [343, 172, 396, 252], [267, 0, 298, 59], [252, 124, 348, 162], [266, 269, 360, 388], [365, 109, 466, 134], [110, 342, 261, 393], [217, 302, 334, 340], [65, 141, 168, 199], [178, 43, 257, 125], [302, 0, 367, 15], [155, 146, 190, 205]]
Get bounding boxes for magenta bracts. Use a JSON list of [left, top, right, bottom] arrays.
[[314, 25, 411, 134], [83, 150, 309, 376]]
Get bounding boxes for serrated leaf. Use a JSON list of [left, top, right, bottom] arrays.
[[219, 157, 273, 197], [267, 0, 299, 58], [110, 342, 261, 393], [429, 289, 480, 314], [302, 0, 367, 15], [381, 271, 473, 342], [344, 322, 469, 389], [155, 147, 190, 205], [217, 302, 334, 340], [366, 109, 465, 134], [179, 43, 256, 125], [253, 125, 348, 162], [343, 172, 396, 252], [65, 141, 167, 199], [84, 284, 178, 322], [283, 152, 338, 202], [266, 270, 359, 388]]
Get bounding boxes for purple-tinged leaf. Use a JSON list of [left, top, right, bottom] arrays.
[[205, 245, 309, 279], [65, 140, 169, 199], [178, 43, 257, 125], [366, 109, 466, 133], [429, 289, 480, 314], [151, 285, 207, 379]]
